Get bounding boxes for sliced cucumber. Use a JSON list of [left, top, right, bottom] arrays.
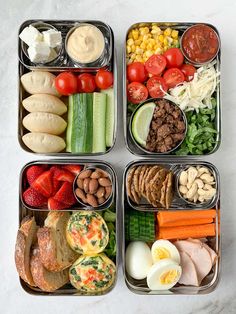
[[101, 88, 115, 147], [93, 92, 107, 153], [66, 95, 73, 152]]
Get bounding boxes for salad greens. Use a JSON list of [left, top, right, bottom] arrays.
[[102, 208, 116, 260], [175, 98, 218, 155]]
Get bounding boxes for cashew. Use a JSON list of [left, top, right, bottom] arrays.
[[197, 167, 210, 176], [198, 188, 207, 196], [187, 181, 193, 190], [187, 167, 198, 186], [200, 173, 214, 184], [198, 195, 205, 202], [186, 182, 198, 199], [179, 171, 188, 185], [203, 188, 216, 200], [193, 193, 198, 203], [179, 185, 188, 195], [195, 179, 204, 189], [204, 184, 213, 190]]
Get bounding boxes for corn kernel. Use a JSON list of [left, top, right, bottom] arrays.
[[135, 39, 142, 46], [167, 37, 173, 44], [135, 47, 143, 54], [138, 35, 143, 41], [146, 43, 153, 50], [163, 37, 168, 46], [159, 34, 164, 42], [143, 34, 151, 41], [127, 38, 134, 46], [132, 29, 139, 40], [145, 50, 153, 58], [130, 53, 136, 60], [164, 28, 172, 36], [144, 27, 150, 34], [126, 46, 131, 54], [136, 55, 143, 62], [171, 30, 179, 39], [140, 42, 146, 49], [149, 38, 156, 45], [163, 46, 169, 52], [143, 56, 149, 62], [131, 44, 136, 52], [128, 32, 133, 39], [155, 47, 163, 54]]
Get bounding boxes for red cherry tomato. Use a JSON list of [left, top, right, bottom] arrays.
[[145, 54, 167, 75], [77, 73, 96, 93], [127, 82, 148, 104], [127, 62, 148, 83], [55, 72, 77, 95], [146, 76, 168, 98], [180, 64, 197, 82], [163, 68, 185, 88], [95, 70, 113, 90], [163, 48, 184, 68]]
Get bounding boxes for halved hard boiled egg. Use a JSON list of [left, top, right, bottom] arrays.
[[147, 258, 182, 290], [151, 240, 180, 264]]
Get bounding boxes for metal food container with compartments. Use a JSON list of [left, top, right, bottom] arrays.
[[122, 159, 220, 295], [123, 22, 221, 157], [18, 20, 117, 156], [18, 160, 118, 296]]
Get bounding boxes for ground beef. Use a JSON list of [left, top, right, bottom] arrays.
[[146, 99, 186, 153]]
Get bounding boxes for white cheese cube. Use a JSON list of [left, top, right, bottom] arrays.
[[27, 42, 50, 63], [42, 29, 62, 48], [19, 25, 42, 46]]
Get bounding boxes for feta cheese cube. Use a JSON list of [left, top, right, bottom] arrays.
[[43, 29, 62, 48], [19, 25, 42, 46], [27, 42, 50, 63]]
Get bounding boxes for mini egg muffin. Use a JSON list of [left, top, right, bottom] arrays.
[[69, 253, 116, 292], [66, 211, 109, 254]]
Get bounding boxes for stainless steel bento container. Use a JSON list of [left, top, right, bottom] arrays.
[[123, 22, 221, 157], [122, 159, 221, 295], [18, 159, 118, 296], [18, 20, 117, 156]]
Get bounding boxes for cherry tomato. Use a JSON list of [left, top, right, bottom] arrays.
[[127, 62, 148, 83], [95, 70, 113, 90], [146, 76, 168, 98], [180, 64, 196, 82], [77, 73, 96, 93], [127, 82, 148, 104], [163, 68, 185, 88], [145, 54, 167, 75], [55, 72, 77, 95], [163, 48, 184, 68]]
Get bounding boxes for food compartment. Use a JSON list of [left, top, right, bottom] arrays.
[[16, 160, 117, 296], [18, 20, 116, 156], [124, 22, 221, 156], [123, 160, 220, 295], [124, 160, 219, 211], [20, 160, 115, 211], [19, 20, 113, 70]]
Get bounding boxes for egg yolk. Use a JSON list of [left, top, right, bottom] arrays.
[[160, 269, 179, 285], [153, 247, 170, 261]]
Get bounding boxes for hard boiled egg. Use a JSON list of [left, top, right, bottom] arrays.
[[125, 241, 152, 280], [147, 258, 182, 290], [151, 240, 180, 264]]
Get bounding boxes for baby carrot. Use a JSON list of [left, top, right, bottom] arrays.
[[160, 218, 213, 227]]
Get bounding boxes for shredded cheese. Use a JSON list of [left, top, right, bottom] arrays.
[[164, 63, 220, 112]]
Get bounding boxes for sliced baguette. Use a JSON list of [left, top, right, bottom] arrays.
[[30, 246, 69, 292], [15, 216, 38, 286], [37, 212, 78, 272]]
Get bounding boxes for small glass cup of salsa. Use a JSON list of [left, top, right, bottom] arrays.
[[180, 24, 220, 65]]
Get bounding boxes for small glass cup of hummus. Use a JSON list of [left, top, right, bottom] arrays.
[[65, 23, 108, 67]]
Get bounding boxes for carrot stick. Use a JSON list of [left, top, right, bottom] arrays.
[[158, 223, 216, 240], [160, 218, 213, 227], [157, 209, 216, 227]]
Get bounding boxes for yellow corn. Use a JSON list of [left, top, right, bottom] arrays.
[[127, 38, 134, 46], [164, 28, 172, 36], [135, 47, 143, 54], [163, 37, 168, 46], [140, 42, 146, 49], [146, 43, 153, 50], [159, 34, 164, 42], [126, 46, 131, 54], [135, 55, 143, 62], [134, 39, 141, 46], [130, 53, 136, 60], [171, 30, 179, 39], [132, 29, 139, 40], [131, 44, 136, 53], [128, 32, 133, 39], [145, 50, 153, 58]]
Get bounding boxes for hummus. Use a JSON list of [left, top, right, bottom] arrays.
[[66, 24, 105, 64]]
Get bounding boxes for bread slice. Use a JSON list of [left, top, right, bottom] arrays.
[[37, 212, 78, 272], [15, 216, 38, 286], [30, 246, 69, 292]]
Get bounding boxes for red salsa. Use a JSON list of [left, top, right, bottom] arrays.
[[181, 24, 219, 64]]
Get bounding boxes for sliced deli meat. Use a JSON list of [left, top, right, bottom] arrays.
[[187, 238, 217, 265], [178, 251, 199, 286], [174, 240, 212, 284]]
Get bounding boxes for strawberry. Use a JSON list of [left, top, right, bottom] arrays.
[[53, 167, 75, 183], [62, 165, 83, 176], [53, 181, 77, 206], [23, 187, 47, 208], [48, 197, 68, 210], [26, 165, 46, 185], [52, 179, 63, 196], [32, 170, 53, 197]]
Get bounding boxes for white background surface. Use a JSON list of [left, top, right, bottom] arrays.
[[0, 0, 235, 313]]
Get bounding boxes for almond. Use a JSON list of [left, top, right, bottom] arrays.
[[77, 178, 84, 189], [89, 179, 99, 194], [86, 194, 98, 207], [98, 177, 111, 187], [78, 169, 92, 179], [98, 197, 106, 205], [96, 186, 105, 198], [83, 178, 90, 193], [105, 186, 112, 199]]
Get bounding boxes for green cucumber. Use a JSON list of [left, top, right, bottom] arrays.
[[101, 88, 115, 147], [66, 93, 93, 153], [93, 92, 107, 153]]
